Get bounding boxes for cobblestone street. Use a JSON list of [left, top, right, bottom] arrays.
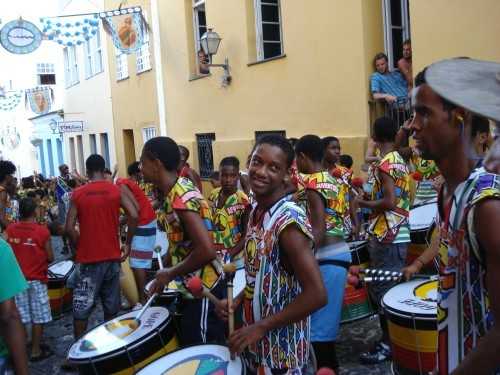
[[27, 237, 391, 375]]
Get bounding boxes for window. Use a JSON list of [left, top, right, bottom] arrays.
[[142, 127, 156, 142], [255, 0, 284, 60], [63, 46, 79, 87], [255, 130, 286, 141], [192, 0, 209, 75], [383, 0, 410, 69], [100, 133, 110, 168], [196, 133, 215, 179], [136, 26, 151, 73], [116, 49, 129, 81], [36, 63, 56, 85], [89, 134, 97, 154], [84, 29, 103, 78]]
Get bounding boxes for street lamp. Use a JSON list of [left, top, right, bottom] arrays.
[[200, 28, 231, 86]]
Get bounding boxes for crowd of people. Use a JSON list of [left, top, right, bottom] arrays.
[[0, 57, 499, 375]]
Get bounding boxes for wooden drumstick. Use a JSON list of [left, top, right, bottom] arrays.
[[223, 263, 237, 359], [187, 276, 221, 305], [154, 246, 164, 270]]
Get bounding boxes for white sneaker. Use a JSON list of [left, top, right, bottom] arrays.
[[132, 303, 143, 311]]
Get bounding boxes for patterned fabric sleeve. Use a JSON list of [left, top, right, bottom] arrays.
[[276, 202, 314, 245], [208, 188, 220, 206], [171, 179, 204, 213], [237, 190, 250, 208], [378, 152, 405, 181]]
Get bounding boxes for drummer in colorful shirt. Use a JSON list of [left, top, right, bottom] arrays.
[[141, 137, 225, 346], [0, 161, 17, 233], [208, 156, 250, 268], [404, 61, 500, 374], [217, 135, 327, 374], [355, 116, 411, 364], [295, 135, 351, 372]]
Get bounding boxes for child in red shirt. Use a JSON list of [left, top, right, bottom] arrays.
[[6, 197, 54, 362]]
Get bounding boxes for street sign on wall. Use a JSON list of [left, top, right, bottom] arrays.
[[57, 121, 84, 133]]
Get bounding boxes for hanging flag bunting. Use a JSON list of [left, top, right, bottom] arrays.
[[40, 14, 100, 47], [100, 7, 147, 54], [0, 19, 43, 54], [0, 91, 23, 112], [25, 87, 53, 115]]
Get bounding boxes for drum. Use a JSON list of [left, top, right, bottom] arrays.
[[341, 241, 374, 323], [348, 240, 369, 268], [135, 344, 246, 374], [382, 279, 438, 375], [47, 260, 75, 319], [67, 306, 179, 375], [408, 203, 438, 273]]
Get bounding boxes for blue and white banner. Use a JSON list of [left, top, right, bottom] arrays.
[[25, 87, 53, 115], [100, 7, 147, 54], [0, 91, 23, 112], [41, 14, 100, 47]]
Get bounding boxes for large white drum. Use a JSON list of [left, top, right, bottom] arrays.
[[136, 344, 246, 374]]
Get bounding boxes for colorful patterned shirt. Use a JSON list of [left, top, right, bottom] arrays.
[[302, 171, 345, 238], [208, 188, 250, 263], [163, 177, 221, 297], [410, 153, 441, 202], [369, 151, 411, 243], [437, 168, 500, 374], [330, 165, 353, 236], [243, 195, 313, 372]]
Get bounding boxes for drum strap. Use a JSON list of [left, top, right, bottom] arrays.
[[317, 259, 351, 270]]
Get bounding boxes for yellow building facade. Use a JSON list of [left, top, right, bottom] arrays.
[[104, 0, 160, 176], [153, 0, 385, 179]]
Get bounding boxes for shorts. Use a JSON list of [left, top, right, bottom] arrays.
[[130, 220, 157, 269], [14, 280, 52, 325], [311, 242, 351, 342], [57, 201, 67, 225], [73, 261, 121, 321], [367, 238, 408, 312]]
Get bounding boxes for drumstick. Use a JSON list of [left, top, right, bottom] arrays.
[[154, 246, 163, 270], [223, 263, 236, 360], [187, 276, 221, 305], [130, 292, 157, 329]]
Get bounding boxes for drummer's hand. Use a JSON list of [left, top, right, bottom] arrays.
[[228, 322, 266, 355], [215, 298, 239, 322], [152, 269, 172, 293], [120, 244, 131, 262], [402, 262, 421, 280]]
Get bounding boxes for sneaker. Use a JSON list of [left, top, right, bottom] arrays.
[[359, 342, 391, 364], [132, 303, 143, 311]]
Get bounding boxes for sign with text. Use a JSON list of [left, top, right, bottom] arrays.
[[57, 121, 84, 133]]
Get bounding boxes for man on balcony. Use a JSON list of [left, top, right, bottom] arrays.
[[371, 52, 408, 104]]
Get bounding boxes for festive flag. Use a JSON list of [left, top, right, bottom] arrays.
[[100, 7, 147, 54], [0, 91, 23, 112], [25, 87, 53, 115], [40, 14, 100, 47]]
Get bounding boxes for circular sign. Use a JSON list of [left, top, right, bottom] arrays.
[[0, 20, 42, 54]]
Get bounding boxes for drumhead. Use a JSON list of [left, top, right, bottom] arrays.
[[382, 279, 437, 319], [409, 203, 437, 231], [136, 344, 244, 374], [48, 260, 74, 279], [233, 269, 246, 298], [145, 280, 179, 296], [68, 306, 170, 360]]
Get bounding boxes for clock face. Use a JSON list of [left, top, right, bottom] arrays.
[[0, 20, 42, 54]]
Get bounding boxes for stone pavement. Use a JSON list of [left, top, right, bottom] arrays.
[[27, 237, 391, 374]]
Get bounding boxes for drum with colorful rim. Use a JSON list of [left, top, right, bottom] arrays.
[[382, 278, 438, 375], [408, 203, 438, 273], [136, 344, 246, 374], [67, 306, 179, 375], [48, 260, 75, 319], [341, 240, 374, 323]]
